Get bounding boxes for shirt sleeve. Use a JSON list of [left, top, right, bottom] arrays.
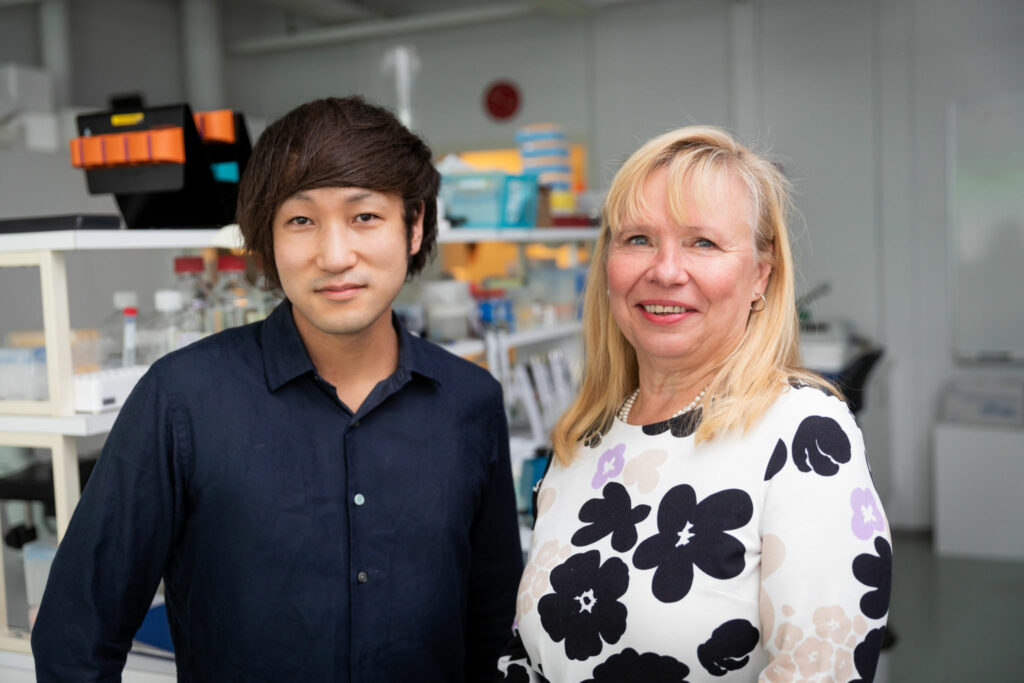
[[758, 391, 892, 683], [31, 368, 185, 681], [464, 396, 525, 681]]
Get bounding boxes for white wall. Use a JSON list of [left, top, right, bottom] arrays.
[[0, 4, 39, 65], [2, 0, 1024, 527]]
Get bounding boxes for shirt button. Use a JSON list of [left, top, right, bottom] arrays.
[[356, 571, 368, 584], [351, 419, 360, 428], [354, 493, 365, 506]]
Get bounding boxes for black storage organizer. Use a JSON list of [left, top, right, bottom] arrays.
[[74, 104, 251, 229]]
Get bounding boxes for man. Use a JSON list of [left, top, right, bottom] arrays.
[[32, 97, 523, 682]]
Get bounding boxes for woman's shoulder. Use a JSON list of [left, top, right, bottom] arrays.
[[771, 378, 853, 423]]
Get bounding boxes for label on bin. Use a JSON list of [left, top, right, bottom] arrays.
[[111, 112, 145, 127]]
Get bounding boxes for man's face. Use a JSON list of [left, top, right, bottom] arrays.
[[273, 186, 422, 344]]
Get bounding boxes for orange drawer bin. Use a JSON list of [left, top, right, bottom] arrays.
[[70, 127, 186, 169]]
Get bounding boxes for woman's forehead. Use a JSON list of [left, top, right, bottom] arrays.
[[614, 164, 753, 231]]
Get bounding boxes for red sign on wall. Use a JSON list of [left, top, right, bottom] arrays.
[[484, 80, 520, 121]]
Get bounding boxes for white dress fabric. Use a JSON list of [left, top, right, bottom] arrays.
[[499, 384, 891, 683]]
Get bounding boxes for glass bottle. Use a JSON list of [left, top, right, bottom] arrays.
[[210, 255, 258, 333], [174, 255, 209, 333]]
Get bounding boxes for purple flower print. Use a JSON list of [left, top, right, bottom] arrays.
[[592, 443, 626, 489], [850, 488, 885, 540]]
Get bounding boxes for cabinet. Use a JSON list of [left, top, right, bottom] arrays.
[[0, 223, 596, 653], [933, 422, 1024, 561]]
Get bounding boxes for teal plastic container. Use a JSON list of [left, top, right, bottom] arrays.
[[440, 172, 539, 227]]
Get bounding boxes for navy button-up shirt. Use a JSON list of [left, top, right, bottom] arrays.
[[32, 302, 523, 682]]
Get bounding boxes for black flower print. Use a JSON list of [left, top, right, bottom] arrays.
[[633, 485, 753, 603], [791, 415, 851, 476], [538, 550, 629, 661], [499, 661, 531, 683], [498, 631, 541, 682], [851, 627, 886, 683], [501, 631, 532, 665], [697, 619, 759, 676], [572, 483, 651, 552], [582, 648, 691, 683], [642, 407, 703, 439], [763, 439, 787, 481], [852, 536, 892, 619]]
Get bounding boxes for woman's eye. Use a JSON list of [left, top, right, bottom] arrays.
[[288, 216, 312, 226], [626, 234, 650, 246], [695, 237, 716, 249]]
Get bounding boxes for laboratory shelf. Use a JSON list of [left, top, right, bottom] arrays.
[[506, 321, 582, 347], [0, 226, 241, 253], [0, 218, 597, 654], [434, 322, 582, 360], [0, 410, 118, 437], [441, 338, 487, 357], [0, 225, 597, 253], [438, 227, 598, 244]]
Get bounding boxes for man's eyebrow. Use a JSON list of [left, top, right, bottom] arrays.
[[285, 190, 376, 203], [344, 190, 374, 203]]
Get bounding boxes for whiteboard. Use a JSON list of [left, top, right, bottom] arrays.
[[949, 94, 1024, 362]]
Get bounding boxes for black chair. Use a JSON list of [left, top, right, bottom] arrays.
[[0, 458, 97, 548], [833, 348, 884, 416]]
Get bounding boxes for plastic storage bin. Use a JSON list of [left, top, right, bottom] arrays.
[[440, 172, 538, 228]]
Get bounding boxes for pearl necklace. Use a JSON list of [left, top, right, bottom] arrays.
[[617, 387, 706, 423]]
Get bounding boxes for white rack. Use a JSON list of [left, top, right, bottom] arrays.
[[0, 222, 593, 652], [438, 227, 598, 244]]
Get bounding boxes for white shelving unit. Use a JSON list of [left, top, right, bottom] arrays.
[[0, 221, 595, 653]]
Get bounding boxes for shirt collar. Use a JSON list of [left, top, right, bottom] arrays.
[[261, 300, 443, 392]]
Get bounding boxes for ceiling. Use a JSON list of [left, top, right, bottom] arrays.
[[238, 0, 644, 25]]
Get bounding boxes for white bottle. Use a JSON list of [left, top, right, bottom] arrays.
[[100, 291, 138, 368], [138, 290, 183, 364], [211, 255, 259, 333]]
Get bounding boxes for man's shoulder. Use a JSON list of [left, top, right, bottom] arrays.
[[148, 323, 263, 385], [409, 335, 501, 397]]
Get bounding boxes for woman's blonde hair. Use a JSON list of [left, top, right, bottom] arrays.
[[551, 125, 835, 464]]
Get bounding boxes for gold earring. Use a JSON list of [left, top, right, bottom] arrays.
[[751, 293, 767, 312]]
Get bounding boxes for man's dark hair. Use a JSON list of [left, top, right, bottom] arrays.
[[237, 96, 440, 288]]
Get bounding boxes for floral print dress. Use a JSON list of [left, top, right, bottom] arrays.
[[499, 385, 891, 683]]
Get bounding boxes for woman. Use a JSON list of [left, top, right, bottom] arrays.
[[499, 127, 891, 682]]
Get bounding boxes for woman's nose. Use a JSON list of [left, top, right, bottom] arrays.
[[647, 243, 689, 286]]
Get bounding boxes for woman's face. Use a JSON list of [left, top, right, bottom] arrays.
[[606, 166, 771, 374]]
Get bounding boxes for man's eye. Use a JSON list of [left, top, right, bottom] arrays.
[[354, 213, 379, 223], [695, 237, 716, 248]]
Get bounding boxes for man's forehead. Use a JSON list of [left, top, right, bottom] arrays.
[[285, 187, 388, 203]]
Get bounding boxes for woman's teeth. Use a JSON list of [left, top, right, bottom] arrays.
[[643, 304, 686, 314]]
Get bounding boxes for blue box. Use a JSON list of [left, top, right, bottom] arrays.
[[440, 172, 538, 228]]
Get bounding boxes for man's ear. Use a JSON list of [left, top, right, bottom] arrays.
[[409, 201, 424, 256]]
